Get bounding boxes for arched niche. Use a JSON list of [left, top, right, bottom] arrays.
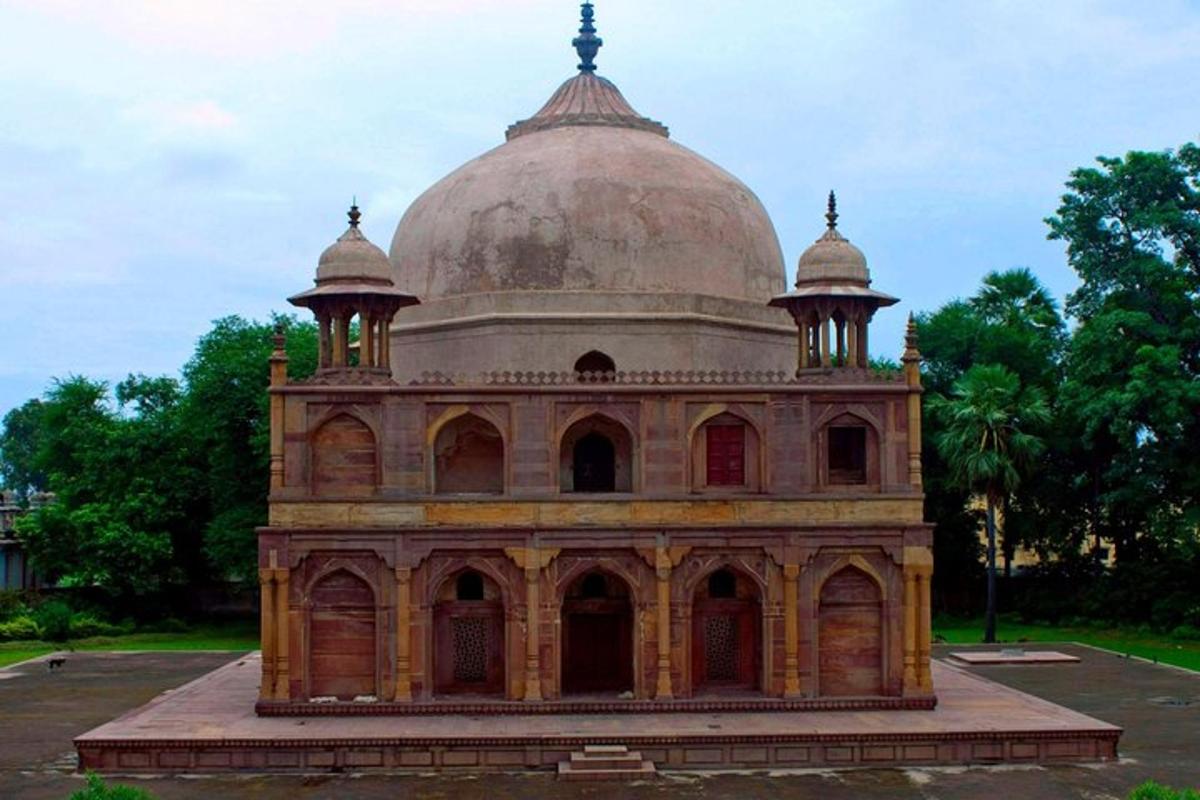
[[691, 566, 762, 694], [560, 569, 634, 694], [689, 410, 762, 492], [432, 568, 505, 695], [432, 413, 505, 495], [559, 414, 634, 493], [817, 565, 884, 697], [574, 350, 616, 380], [311, 413, 377, 496], [817, 411, 880, 488], [308, 569, 376, 699]]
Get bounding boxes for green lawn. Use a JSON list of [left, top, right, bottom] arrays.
[[0, 621, 258, 668], [934, 616, 1200, 672]]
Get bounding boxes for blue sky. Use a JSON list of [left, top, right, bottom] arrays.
[[2, 0, 1199, 417]]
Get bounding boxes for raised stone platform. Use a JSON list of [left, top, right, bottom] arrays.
[[256, 693, 936, 716], [949, 650, 1082, 665], [76, 653, 1120, 773]]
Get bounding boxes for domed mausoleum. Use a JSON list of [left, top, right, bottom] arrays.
[[250, 2, 939, 770]]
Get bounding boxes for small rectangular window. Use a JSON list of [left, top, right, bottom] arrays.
[[828, 426, 867, 484], [706, 425, 746, 486]]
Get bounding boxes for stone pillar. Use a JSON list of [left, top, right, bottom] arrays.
[[904, 544, 934, 694], [361, 312, 375, 368], [845, 317, 859, 368], [523, 564, 542, 701], [317, 313, 332, 368], [819, 316, 832, 367], [835, 318, 846, 366], [378, 318, 391, 374], [272, 568, 290, 700], [268, 329, 287, 492], [331, 313, 346, 367], [783, 564, 801, 697], [506, 546, 559, 702], [918, 570, 933, 692], [901, 315, 923, 489], [258, 568, 276, 701], [394, 567, 412, 702], [797, 322, 810, 370], [655, 547, 673, 699], [902, 567, 918, 693]]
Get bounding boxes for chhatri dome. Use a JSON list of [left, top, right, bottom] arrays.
[[384, 3, 840, 380]]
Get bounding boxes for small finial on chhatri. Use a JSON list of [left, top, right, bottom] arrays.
[[573, 2, 602, 73], [826, 190, 838, 230], [348, 199, 362, 229]]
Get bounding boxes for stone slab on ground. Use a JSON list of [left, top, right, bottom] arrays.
[[74, 652, 1118, 772], [949, 650, 1081, 665]]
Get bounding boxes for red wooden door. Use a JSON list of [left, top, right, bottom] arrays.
[[309, 571, 376, 699], [692, 598, 759, 692], [818, 568, 883, 696], [706, 425, 745, 486], [562, 599, 633, 694], [433, 602, 504, 695]]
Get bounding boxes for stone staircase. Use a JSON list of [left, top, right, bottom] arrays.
[[557, 744, 657, 780]]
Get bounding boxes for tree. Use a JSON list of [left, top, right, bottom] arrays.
[[180, 315, 317, 581], [0, 399, 47, 500], [932, 365, 1050, 642], [4, 316, 319, 607], [1047, 142, 1200, 562], [917, 269, 1067, 600]]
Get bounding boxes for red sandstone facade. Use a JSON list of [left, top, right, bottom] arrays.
[[257, 346, 934, 712]]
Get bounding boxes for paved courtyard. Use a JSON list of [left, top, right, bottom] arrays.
[[1, 643, 1197, 799]]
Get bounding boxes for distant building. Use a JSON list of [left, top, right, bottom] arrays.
[[0, 490, 48, 590]]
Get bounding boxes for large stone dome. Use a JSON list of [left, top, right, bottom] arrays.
[[382, 13, 797, 382], [388, 74, 786, 303]]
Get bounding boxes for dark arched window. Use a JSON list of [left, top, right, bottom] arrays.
[[456, 571, 485, 601], [708, 568, 737, 599], [581, 573, 608, 599], [574, 351, 616, 379], [573, 432, 616, 492], [828, 426, 867, 484]]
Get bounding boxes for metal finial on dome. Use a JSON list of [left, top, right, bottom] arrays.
[[347, 200, 361, 229], [572, 2, 602, 73], [825, 190, 838, 230]]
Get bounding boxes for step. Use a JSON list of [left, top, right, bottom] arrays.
[[557, 760, 657, 781], [583, 744, 630, 755], [570, 750, 645, 770]]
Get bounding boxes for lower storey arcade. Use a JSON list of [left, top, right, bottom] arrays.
[[256, 524, 934, 710]]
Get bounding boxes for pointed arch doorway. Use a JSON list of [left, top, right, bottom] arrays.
[[561, 570, 634, 695], [691, 567, 761, 694]]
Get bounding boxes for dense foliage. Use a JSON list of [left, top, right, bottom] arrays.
[[921, 141, 1200, 631], [0, 317, 316, 609]]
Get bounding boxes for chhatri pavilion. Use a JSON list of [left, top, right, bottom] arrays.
[[258, 2, 933, 711]]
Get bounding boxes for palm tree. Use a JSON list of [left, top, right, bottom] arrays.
[[932, 364, 1050, 643]]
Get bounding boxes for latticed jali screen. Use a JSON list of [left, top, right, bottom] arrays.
[[452, 616, 491, 684], [704, 614, 740, 682]]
